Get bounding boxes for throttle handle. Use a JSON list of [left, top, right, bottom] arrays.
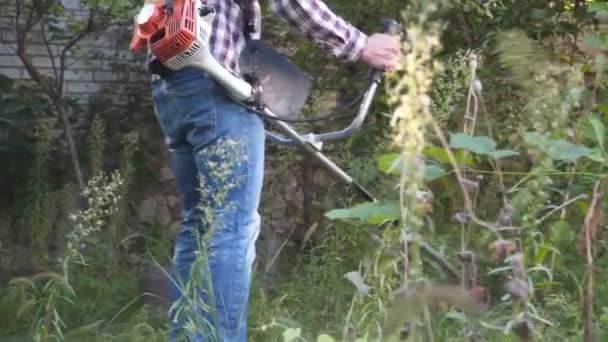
[[370, 19, 402, 82]]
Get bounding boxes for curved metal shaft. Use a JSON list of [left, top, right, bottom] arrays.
[[263, 107, 376, 202], [265, 79, 380, 146]]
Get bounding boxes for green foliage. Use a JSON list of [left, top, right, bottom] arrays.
[[3, 0, 608, 341], [27, 123, 53, 268], [248, 1, 608, 341], [88, 114, 106, 176], [446, 0, 599, 49], [107, 132, 140, 249], [522, 132, 593, 162], [2, 171, 125, 341], [449, 133, 519, 159], [0, 75, 56, 208], [2, 2, 162, 340], [325, 201, 400, 224], [378, 153, 447, 181], [430, 51, 471, 128]]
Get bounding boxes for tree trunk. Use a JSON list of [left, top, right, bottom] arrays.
[[53, 98, 86, 192]]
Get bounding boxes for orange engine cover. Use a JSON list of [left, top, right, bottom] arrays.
[[130, 0, 199, 63]]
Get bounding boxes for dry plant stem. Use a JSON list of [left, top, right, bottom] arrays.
[[489, 159, 507, 200], [477, 88, 494, 140], [474, 77, 506, 196], [458, 63, 505, 318], [419, 240, 461, 281], [536, 194, 588, 225], [464, 54, 479, 135], [458, 57, 487, 300], [583, 180, 601, 342], [342, 294, 358, 341], [392, 219, 460, 281], [477, 94, 506, 205], [428, 116, 502, 237], [560, 166, 577, 220], [469, 169, 608, 179], [460, 223, 466, 288], [400, 174, 410, 287], [423, 303, 435, 342]]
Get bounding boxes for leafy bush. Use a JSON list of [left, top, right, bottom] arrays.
[[247, 1, 608, 341]]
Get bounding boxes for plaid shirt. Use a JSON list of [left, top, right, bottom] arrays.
[[150, 0, 367, 75]]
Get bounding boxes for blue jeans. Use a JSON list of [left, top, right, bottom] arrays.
[[152, 67, 265, 341]]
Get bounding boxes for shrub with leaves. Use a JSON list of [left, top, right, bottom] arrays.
[[3, 171, 125, 340], [268, 1, 608, 341]]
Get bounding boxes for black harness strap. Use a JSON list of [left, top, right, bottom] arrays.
[[234, 0, 255, 40]]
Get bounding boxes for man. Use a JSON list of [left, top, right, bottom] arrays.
[[148, 0, 400, 340]]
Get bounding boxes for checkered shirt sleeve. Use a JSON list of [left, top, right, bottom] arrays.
[[267, 0, 368, 62]]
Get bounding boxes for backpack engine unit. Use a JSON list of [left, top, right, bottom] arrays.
[[130, 0, 253, 102]]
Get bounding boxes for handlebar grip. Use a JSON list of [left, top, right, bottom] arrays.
[[382, 19, 401, 36], [370, 19, 401, 82]]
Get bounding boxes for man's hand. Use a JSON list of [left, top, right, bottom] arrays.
[[360, 34, 401, 71]]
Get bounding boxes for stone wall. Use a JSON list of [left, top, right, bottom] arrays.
[[0, 0, 147, 102]]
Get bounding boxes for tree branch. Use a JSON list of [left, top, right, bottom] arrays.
[[13, 0, 87, 191], [58, 10, 95, 94], [53, 97, 86, 191], [14, 0, 21, 26], [15, 2, 55, 96], [38, 21, 59, 86]]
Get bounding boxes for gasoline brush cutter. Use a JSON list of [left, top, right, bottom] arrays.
[[130, 0, 403, 203], [130, 0, 462, 282]]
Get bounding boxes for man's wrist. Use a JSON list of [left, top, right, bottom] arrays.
[[342, 29, 368, 62], [359, 37, 369, 63]]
